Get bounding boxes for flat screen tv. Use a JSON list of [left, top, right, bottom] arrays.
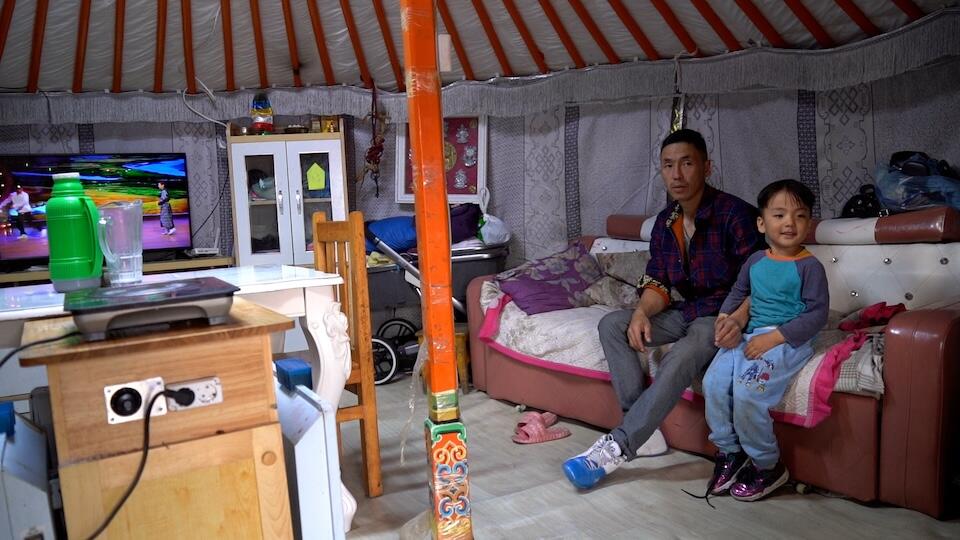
[[0, 153, 192, 272]]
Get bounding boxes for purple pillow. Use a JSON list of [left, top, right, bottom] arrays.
[[496, 243, 602, 315]]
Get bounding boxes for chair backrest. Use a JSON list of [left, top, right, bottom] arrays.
[[312, 211, 372, 358]]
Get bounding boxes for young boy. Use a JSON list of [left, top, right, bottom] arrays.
[[701, 179, 828, 501], [158, 181, 175, 235]]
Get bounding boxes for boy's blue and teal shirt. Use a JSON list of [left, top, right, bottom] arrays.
[[719, 248, 829, 347]]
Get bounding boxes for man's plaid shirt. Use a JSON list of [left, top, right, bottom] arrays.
[[639, 186, 764, 322]]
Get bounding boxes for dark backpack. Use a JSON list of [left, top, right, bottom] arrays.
[[841, 184, 887, 218]]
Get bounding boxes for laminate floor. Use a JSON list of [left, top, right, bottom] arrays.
[[339, 375, 959, 539]]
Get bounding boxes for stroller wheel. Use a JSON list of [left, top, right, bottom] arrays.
[[372, 337, 399, 385], [377, 318, 418, 339]]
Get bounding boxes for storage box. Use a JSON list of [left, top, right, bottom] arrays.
[[367, 243, 508, 311]]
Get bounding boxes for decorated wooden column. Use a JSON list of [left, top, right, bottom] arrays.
[[399, 1, 472, 538]]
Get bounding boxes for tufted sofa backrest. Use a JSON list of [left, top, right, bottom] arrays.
[[603, 207, 960, 314]]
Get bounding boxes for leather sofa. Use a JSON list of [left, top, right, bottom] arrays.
[[467, 207, 960, 518]]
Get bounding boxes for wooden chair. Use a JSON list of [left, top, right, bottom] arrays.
[[312, 210, 383, 497]]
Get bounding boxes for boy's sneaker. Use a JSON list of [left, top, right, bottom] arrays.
[[707, 451, 749, 495], [730, 461, 789, 501], [562, 434, 625, 489], [167, 227, 176, 235]]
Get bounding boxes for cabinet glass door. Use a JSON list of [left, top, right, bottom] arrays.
[[286, 139, 346, 265], [230, 141, 290, 265]]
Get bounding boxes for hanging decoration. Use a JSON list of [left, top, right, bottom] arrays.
[[357, 86, 389, 197]]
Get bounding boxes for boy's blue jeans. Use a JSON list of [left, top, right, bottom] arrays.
[[703, 327, 814, 470]]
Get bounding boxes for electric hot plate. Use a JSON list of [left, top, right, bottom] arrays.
[[63, 277, 241, 341]]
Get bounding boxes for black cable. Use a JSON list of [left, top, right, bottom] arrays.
[[0, 330, 81, 372], [189, 168, 231, 246], [87, 389, 194, 540]]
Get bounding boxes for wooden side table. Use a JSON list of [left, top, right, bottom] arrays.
[[19, 298, 295, 539]]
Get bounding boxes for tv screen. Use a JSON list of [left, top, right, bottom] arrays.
[[0, 153, 192, 268]]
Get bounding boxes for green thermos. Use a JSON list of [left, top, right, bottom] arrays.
[[47, 172, 103, 292]]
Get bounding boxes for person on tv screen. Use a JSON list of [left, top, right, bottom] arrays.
[[158, 181, 175, 235], [0, 185, 35, 239]]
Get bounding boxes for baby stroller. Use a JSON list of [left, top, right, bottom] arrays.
[[366, 229, 470, 385]]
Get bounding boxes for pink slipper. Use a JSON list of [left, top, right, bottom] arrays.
[[512, 413, 570, 444], [515, 411, 558, 434]]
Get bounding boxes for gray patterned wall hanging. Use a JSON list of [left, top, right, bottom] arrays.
[[816, 84, 877, 218], [684, 94, 723, 191], [522, 108, 566, 262]]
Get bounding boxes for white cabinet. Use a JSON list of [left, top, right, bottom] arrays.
[[228, 130, 347, 266]]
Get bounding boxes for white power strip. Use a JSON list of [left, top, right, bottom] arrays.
[[186, 247, 220, 257]]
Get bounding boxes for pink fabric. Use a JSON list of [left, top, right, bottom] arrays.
[[839, 302, 906, 331], [779, 331, 870, 428]]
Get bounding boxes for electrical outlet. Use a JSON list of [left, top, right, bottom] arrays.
[[165, 377, 223, 411], [103, 377, 166, 425]]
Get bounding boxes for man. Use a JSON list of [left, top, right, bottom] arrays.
[[0, 185, 34, 239], [563, 129, 764, 489]]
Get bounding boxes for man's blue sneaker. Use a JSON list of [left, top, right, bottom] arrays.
[[562, 434, 625, 489]]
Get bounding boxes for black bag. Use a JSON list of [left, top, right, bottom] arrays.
[[841, 184, 887, 218], [889, 151, 957, 179]]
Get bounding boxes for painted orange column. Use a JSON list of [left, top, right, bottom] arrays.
[[399, 1, 472, 538]]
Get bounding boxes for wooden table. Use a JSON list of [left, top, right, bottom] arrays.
[[19, 298, 294, 539]]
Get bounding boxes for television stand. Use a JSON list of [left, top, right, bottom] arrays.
[[0, 256, 235, 286]]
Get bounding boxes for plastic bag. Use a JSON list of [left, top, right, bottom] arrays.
[[476, 188, 511, 245], [874, 164, 960, 213], [478, 214, 511, 245]]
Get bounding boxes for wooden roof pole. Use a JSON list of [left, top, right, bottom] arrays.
[[834, 0, 880, 37], [650, 0, 700, 56], [503, 0, 548, 73], [111, 0, 126, 93], [279, 0, 302, 87], [249, 0, 269, 88], [470, 0, 513, 76], [219, 0, 235, 91], [785, 0, 835, 47], [568, 0, 620, 64], [26, 0, 49, 93], [399, 1, 471, 538], [891, 0, 924, 21], [734, 0, 787, 48], [180, 0, 196, 94], [306, 0, 335, 85], [339, 0, 373, 88], [73, 0, 92, 93], [607, 0, 660, 60], [690, 0, 742, 52], [0, 0, 15, 67], [436, 0, 475, 80], [152, 0, 167, 92], [537, 0, 585, 69], [372, 0, 404, 91]]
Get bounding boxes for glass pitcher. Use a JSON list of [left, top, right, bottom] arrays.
[[97, 200, 143, 285]]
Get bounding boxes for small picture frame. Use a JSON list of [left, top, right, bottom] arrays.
[[395, 116, 487, 204]]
